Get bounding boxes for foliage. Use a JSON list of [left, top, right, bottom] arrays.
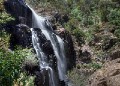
[[73, 28, 85, 45], [67, 69, 89, 86], [70, 6, 82, 21], [0, 30, 10, 49], [76, 62, 102, 70], [15, 73, 35, 86], [107, 8, 120, 39], [0, 0, 15, 28], [0, 48, 36, 86], [114, 28, 120, 39], [0, 30, 36, 86], [0, 49, 24, 86], [108, 8, 120, 26], [85, 28, 96, 43], [0, 12, 15, 26]]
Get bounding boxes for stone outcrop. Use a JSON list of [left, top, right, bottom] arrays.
[[86, 58, 120, 86], [9, 24, 32, 49], [4, 0, 32, 27], [109, 49, 120, 60]]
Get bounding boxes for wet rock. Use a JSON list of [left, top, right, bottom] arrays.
[[9, 24, 32, 49], [33, 28, 54, 56], [34, 69, 49, 86], [33, 28, 47, 44], [86, 58, 120, 86], [4, 0, 32, 27], [42, 40, 54, 56], [34, 71, 44, 86]]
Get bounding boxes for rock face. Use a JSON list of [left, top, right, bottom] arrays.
[[4, 0, 32, 27], [55, 28, 76, 70], [9, 24, 32, 49], [86, 58, 120, 86]]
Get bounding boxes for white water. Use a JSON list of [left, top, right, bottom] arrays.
[[31, 28, 56, 86], [29, 6, 67, 86]]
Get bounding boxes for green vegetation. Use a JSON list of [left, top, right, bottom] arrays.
[[67, 69, 91, 86], [0, 1, 36, 85], [0, 0, 14, 28], [0, 26, 35, 86], [0, 49, 24, 86], [0, 12, 15, 25], [0, 48, 36, 86], [0, 30, 10, 49], [81, 62, 102, 70]]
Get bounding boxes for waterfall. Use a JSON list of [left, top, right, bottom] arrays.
[[28, 5, 67, 86], [31, 28, 56, 86]]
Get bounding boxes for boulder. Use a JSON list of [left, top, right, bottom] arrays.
[[79, 50, 92, 63], [9, 24, 32, 49], [86, 58, 120, 86], [109, 49, 120, 60], [34, 69, 49, 86]]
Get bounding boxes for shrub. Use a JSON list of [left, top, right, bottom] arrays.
[[73, 28, 85, 45], [114, 28, 120, 39], [70, 6, 82, 21], [0, 12, 15, 25], [81, 62, 102, 70], [0, 0, 14, 28], [0, 30, 10, 49], [0, 49, 25, 86], [85, 28, 95, 44], [0, 47, 35, 86], [67, 69, 89, 86], [107, 8, 120, 26]]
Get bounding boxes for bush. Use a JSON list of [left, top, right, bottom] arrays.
[[108, 8, 120, 26], [0, 12, 15, 26], [0, 30, 10, 49], [67, 68, 90, 86], [114, 28, 120, 39], [0, 47, 35, 86], [85, 28, 95, 43], [73, 28, 85, 45], [0, 49, 25, 86], [0, 0, 14, 28], [70, 6, 82, 21]]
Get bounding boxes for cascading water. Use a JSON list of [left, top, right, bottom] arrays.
[[28, 5, 67, 86], [31, 28, 56, 86]]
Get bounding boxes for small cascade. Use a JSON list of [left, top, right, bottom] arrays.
[[28, 5, 67, 86], [31, 28, 56, 86]]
